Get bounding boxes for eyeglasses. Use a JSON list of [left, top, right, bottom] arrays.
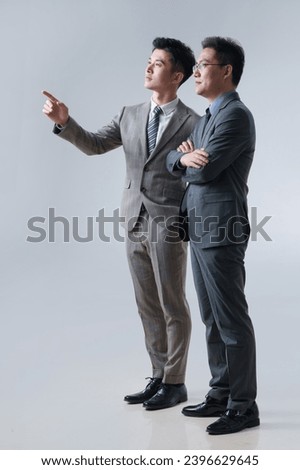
[[192, 62, 227, 73]]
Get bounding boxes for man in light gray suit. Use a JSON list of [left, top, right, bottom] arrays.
[[167, 37, 259, 433], [42, 38, 199, 410]]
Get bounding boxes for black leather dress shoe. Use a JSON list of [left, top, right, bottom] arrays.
[[182, 396, 228, 417], [124, 378, 162, 404], [143, 384, 187, 410], [206, 402, 260, 435]]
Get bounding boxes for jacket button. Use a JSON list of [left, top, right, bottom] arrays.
[[141, 187, 146, 193]]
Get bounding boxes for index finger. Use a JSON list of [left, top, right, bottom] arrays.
[[42, 90, 59, 103]]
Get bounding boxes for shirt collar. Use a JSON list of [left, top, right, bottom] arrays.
[[150, 97, 179, 116], [209, 90, 237, 116]]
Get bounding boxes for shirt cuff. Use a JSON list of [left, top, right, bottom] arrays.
[[176, 157, 185, 170], [53, 120, 69, 134]]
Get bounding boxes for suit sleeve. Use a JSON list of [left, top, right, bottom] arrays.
[[166, 132, 196, 175], [53, 109, 124, 156], [183, 106, 255, 184]]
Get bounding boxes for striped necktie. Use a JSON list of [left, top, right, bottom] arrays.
[[147, 106, 162, 155]]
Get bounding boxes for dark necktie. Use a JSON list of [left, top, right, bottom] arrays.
[[201, 107, 211, 139], [147, 106, 162, 155]]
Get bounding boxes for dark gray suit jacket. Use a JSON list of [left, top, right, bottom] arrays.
[[167, 91, 255, 247], [55, 100, 199, 231]]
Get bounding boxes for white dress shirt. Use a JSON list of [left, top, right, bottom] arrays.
[[149, 97, 179, 144]]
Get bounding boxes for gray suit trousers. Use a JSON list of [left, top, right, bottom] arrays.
[[125, 211, 191, 384], [190, 242, 257, 410]]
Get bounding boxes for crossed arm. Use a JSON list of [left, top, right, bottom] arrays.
[[168, 106, 255, 184], [176, 139, 209, 169]]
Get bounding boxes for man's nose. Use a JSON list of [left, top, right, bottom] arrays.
[[146, 63, 153, 73]]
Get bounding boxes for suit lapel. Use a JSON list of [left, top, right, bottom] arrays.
[[201, 91, 240, 143], [201, 113, 216, 142], [138, 102, 151, 159]]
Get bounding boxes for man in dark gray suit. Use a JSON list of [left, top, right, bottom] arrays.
[[167, 37, 259, 433], [42, 38, 199, 410]]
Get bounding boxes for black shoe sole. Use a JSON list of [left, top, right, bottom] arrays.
[[207, 418, 260, 435], [124, 398, 147, 404], [182, 409, 225, 418]]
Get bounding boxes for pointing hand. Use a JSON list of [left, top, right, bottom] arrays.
[[42, 90, 69, 126]]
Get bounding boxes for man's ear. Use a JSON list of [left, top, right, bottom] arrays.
[[173, 71, 184, 86], [224, 64, 233, 80]]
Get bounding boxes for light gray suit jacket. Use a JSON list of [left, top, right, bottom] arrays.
[[167, 91, 255, 247], [55, 100, 199, 231]]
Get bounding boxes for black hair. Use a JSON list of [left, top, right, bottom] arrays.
[[201, 36, 245, 86], [152, 37, 195, 86]]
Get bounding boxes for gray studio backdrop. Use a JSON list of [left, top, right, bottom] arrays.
[[1, 0, 299, 449]]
